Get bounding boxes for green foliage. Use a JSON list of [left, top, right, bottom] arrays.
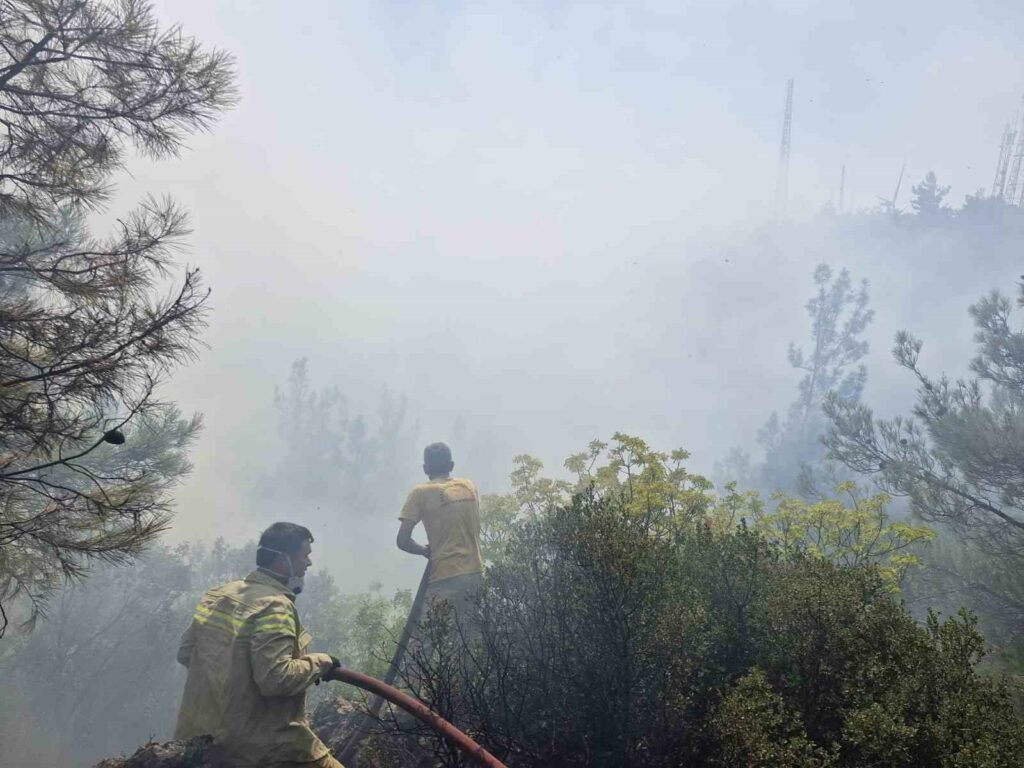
[[481, 433, 714, 564], [486, 436, 929, 585], [301, 573, 411, 710], [910, 172, 952, 222], [710, 669, 835, 768], [566, 435, 713, 522], [751, 484, 934, 589], [824, 277, 1024, 668], [0, 405, 202, 634], [406, 442, 1022, 767], [0, 0, 235, 633]]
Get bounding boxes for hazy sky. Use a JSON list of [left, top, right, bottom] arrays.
[[101, 1, 1024, 579]]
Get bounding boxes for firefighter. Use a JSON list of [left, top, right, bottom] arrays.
[[175, 522, 345, 768], [396, 442, 484, 626]]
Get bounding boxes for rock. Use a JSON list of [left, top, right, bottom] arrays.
[[93, 736, 215, 768]]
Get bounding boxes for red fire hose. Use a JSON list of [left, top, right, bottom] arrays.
[[332, 667, 506, 768]]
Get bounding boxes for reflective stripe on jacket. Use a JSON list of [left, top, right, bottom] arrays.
[[175, 569, 335, 767]]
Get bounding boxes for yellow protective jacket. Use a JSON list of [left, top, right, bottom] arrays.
[[174, 569, 336, 767]]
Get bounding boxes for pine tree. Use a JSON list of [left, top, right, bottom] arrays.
[[0, 0, 235, 633], [824, 279, 1024, 658], [910, 171, 951, 222], [722, 264, 873, 497]]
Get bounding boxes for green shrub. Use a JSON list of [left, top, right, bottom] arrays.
[[405, 488, 1024, 767]]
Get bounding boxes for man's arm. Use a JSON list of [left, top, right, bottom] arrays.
[[396, 518, 429, 558], [249, 604, 335, 697], [397, 488, 430, 558]]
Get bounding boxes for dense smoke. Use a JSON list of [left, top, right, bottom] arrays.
[[3, 1, 1024, 766]]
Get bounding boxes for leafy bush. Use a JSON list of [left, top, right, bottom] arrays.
[[403, 443, 1023, 767]]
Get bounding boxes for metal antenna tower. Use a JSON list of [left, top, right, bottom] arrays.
[[1003, 95, 1024, 204], [992, 124, 1013, 198], [775, 79, 794, 219], [892, 161, 906, 210]]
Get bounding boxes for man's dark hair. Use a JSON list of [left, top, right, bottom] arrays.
[[256, 522, 314, 568], [423, 442, 454, 478]]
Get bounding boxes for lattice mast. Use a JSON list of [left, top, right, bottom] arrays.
[[775, 79, 794, 219], [1003, 95, 1024, 204], [992, 124, 1013, 198]]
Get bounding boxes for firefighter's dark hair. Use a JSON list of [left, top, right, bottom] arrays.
[[256, 522, 314, 567], [423, 442, 454, 478]]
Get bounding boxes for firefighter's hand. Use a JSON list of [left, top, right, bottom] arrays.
[[322, 656, 345, 682]]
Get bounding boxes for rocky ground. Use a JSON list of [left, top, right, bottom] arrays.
[[93, 736, 215, 768], [91, 697, 431, 768]]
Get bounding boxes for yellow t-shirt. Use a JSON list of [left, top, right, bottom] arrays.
[[399, 476, 484, 584]]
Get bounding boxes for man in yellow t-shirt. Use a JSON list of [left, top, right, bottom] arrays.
[[397, 442, 484, 624]]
